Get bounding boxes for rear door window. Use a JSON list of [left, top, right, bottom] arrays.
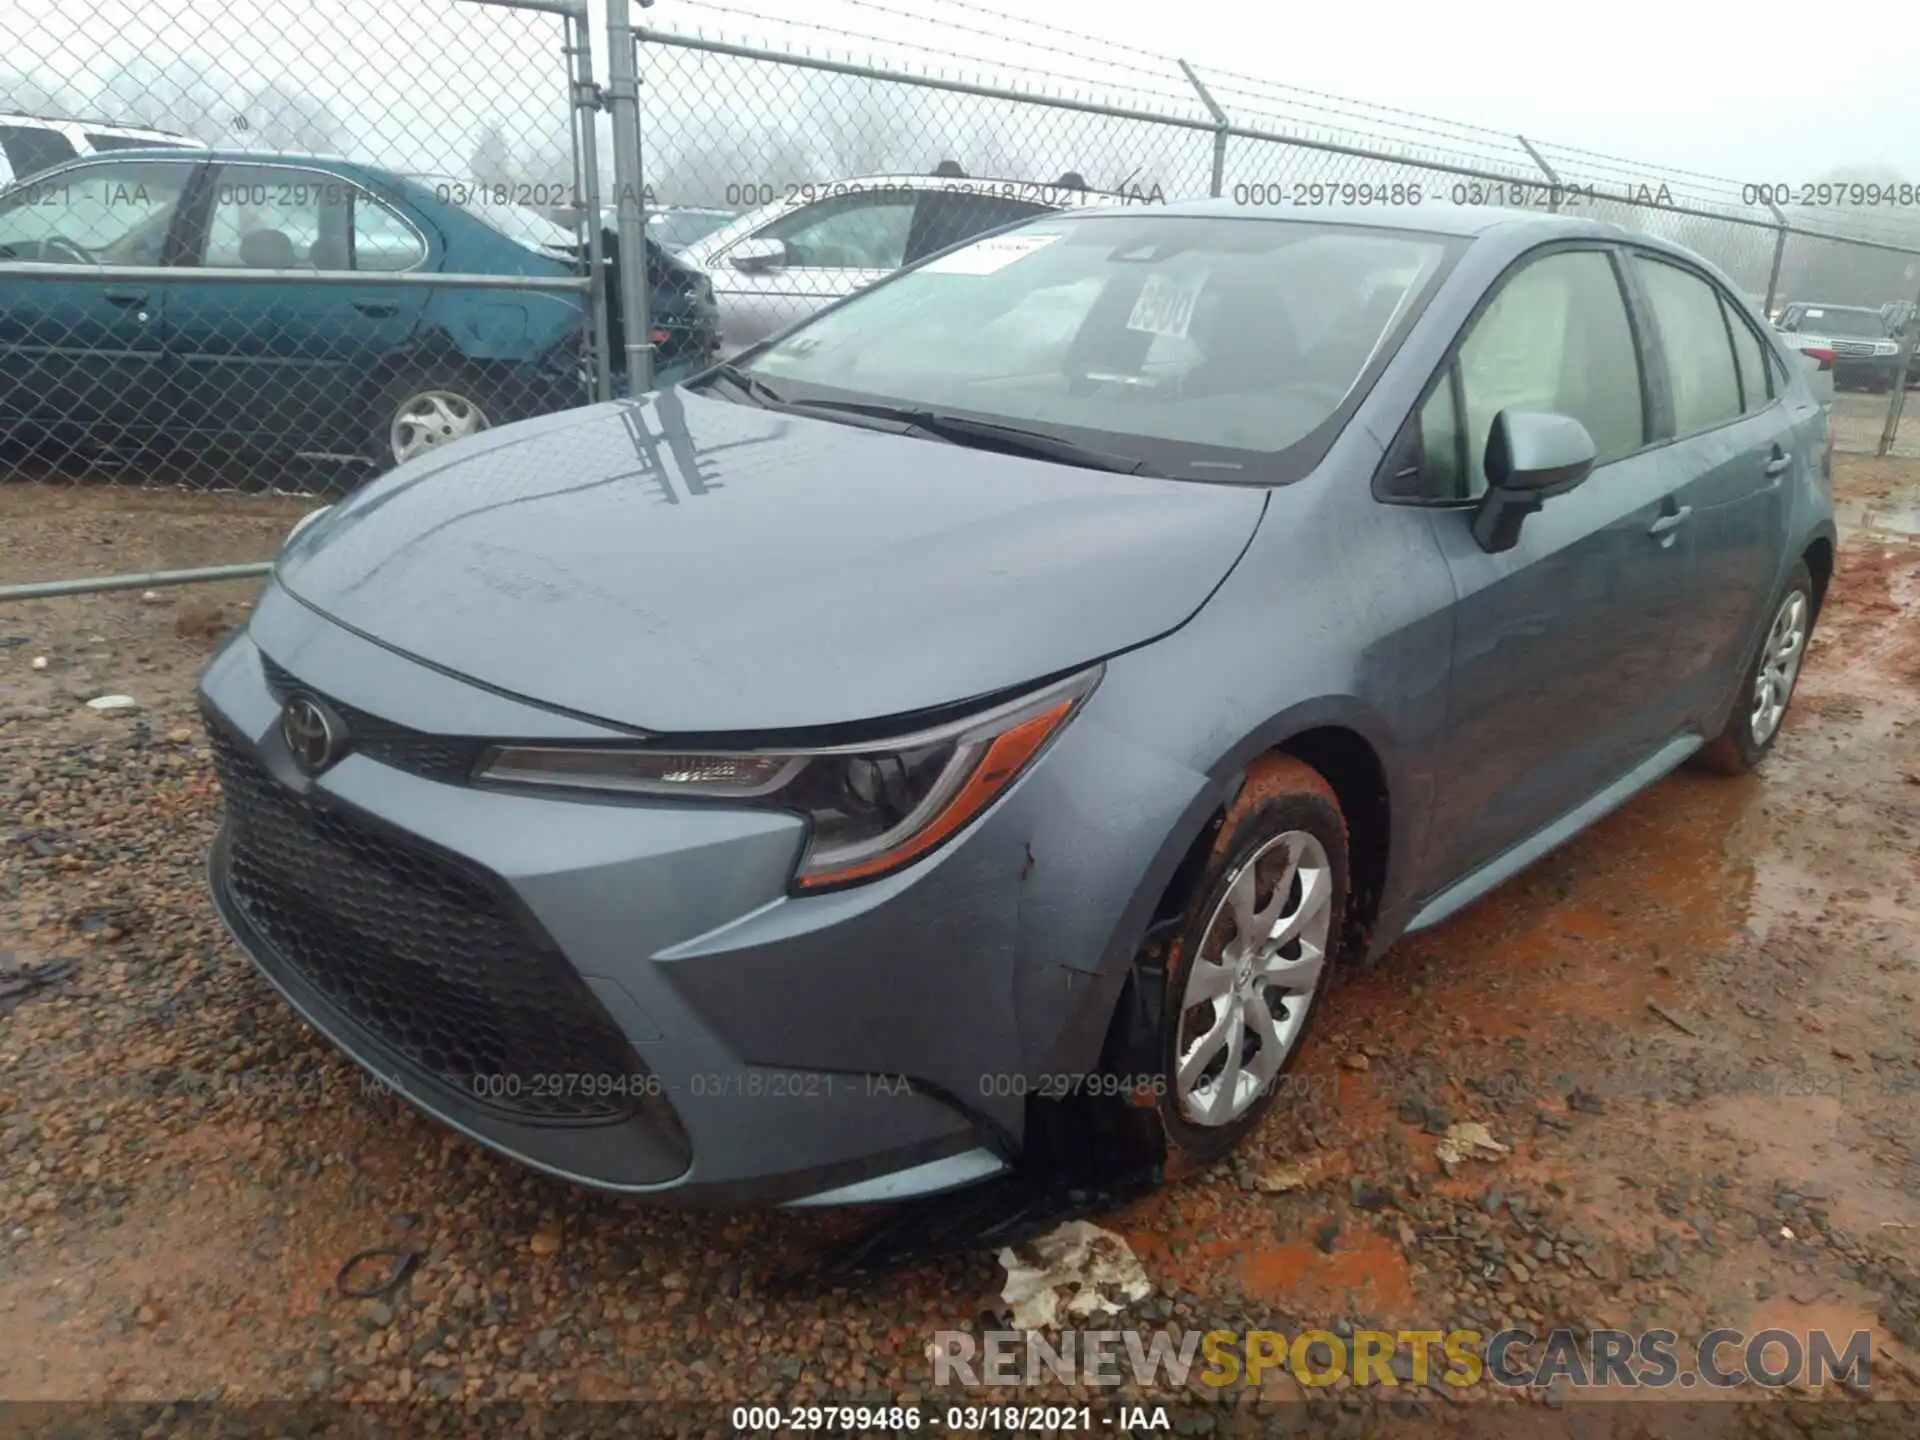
[[749, 192, 916, 270], [906, 193, 1056, 264], [1633, 255, 1743, 435]]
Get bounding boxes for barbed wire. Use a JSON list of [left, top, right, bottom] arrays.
[[653, 0, 1916, 256]]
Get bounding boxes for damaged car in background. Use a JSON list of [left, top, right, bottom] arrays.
[[198, 201, 1834, 1212], [0, 151, 717, 483]]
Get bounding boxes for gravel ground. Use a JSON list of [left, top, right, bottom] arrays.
[[5, 464, 1920, 1430], [1830, 389, 1920, 460]]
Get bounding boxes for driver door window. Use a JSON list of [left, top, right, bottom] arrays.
[[0, 159, 191, 264], [1387, 249, 1644, 503], [748, 193, 916, 270]]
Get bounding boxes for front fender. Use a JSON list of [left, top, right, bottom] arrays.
[[1020, 682, 1413, 1081]]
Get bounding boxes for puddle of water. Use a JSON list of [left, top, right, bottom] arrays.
[[1836, 498, 1920, 542]]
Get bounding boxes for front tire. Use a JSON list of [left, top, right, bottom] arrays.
[[1155, 755, 1348, 1166], [1691, 561, 1814, 775]]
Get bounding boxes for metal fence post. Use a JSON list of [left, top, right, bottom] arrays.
[[1177, 60, 1228, 199], [1878, 278, 1920, 457], [1516, 135, 1559, 212], [605, 0, 653, 395], [1761, 199, 1789, 317], [566, 8, 614, 404]]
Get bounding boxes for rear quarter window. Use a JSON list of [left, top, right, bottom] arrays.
[[0, 124, 78, 180]]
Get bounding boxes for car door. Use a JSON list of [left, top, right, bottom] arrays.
[[902, 192, 1056, 265], [159, 162, 432, 454], [1408, 245, 1697, 887], [705, 190, 918, 353], [1624, 252, 1797, 726], [0, 155, 196, 437]]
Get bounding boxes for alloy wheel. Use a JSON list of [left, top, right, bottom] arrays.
[[1749, 589, 1809, 746], [1174, 829, 1333, 1127]]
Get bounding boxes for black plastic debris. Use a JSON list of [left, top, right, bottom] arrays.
[[0, 954, 79, 1017], [788, 1087, 1167, 1287], [335, 1245, 423, 1301]]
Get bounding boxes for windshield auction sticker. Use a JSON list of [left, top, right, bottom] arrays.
[[1126, 269, 1208, 339], [921, 231, 1063, 276]]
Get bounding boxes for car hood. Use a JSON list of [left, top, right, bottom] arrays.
[[275, 390, 1267, 733]]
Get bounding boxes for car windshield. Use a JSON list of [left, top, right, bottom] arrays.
[[647, 208, 733, 250], [1797, 308, 1886, 338], [737, 213, 1455, 481]]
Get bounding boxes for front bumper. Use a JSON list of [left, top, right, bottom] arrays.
[[194, 587, 1200, 1205], [1832, 354, 1904, 389]]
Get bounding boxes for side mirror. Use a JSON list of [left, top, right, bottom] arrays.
[[729, 236, 787, 274], [1470, 410, 1597, 554]]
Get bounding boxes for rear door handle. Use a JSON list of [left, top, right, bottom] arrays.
[[1648, 505, 1692, 539], [1764, 450, 1792, 477], [101, 288, 147, 307], [351, 300, 400, 318]]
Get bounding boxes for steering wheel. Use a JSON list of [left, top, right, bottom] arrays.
[[39, 235, 94, 266]]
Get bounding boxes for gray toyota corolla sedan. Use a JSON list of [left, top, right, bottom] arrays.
[[199, 201, 1835, 1207]]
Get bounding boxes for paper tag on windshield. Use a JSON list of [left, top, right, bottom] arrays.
[[921, 231, 1062, 276], [1127, 270, 1206, 339]]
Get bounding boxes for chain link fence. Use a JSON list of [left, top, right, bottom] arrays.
[[3, 0, 1919, 525], [631, 7, 1920, 459], [0, 0, 635, 500]]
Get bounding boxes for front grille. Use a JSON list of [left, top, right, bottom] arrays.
[[1832, 340, 1877, 357], [258, 654, 487, 784], [205, 715, 644, 1123]]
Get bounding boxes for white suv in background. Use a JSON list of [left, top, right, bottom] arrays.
[[677, 168, 1141, 354], [0, 115, 205, 188]]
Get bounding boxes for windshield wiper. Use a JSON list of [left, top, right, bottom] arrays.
[[698, 362, 790, 408], [781, 399, 1161, 476]]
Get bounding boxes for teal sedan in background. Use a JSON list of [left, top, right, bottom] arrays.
[[0, 149, 717, 480]]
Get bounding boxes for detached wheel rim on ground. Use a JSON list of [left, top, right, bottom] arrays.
[[389, 390, 489, 466], [1751, 589, 1809, 746], [1175, 829, 1333, 1127]]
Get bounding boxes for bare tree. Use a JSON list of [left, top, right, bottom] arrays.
[[470, 122, 514, 186], [0, 71, 88, 122], [89, 57, 237, 144], [235, 79, 348, 156]]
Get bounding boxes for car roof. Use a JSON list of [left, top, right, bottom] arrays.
[[758, 172, 1140, 205], [0, 114, 204, 143], [1791, 301, 1878, 313], [1075, 196, 1631, 237]]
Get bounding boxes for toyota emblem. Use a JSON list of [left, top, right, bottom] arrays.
[[280, 694, 345, 775]]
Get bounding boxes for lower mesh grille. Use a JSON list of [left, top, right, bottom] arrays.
[[205, 714, 644, 1123]]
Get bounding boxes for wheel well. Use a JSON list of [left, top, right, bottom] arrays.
[[1145, 725, 1391, 966], [1804, 538, 1833, 620]]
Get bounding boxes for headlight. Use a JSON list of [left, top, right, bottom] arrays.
[[477, 667, 1101, 890], [1877, 341, 1901, 355]]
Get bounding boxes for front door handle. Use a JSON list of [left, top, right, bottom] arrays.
[[101, 288, 147, 307], [351, 300, 400, 318], [1764, 449, 1792, 477], [1648, 505, 1692, 542]]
